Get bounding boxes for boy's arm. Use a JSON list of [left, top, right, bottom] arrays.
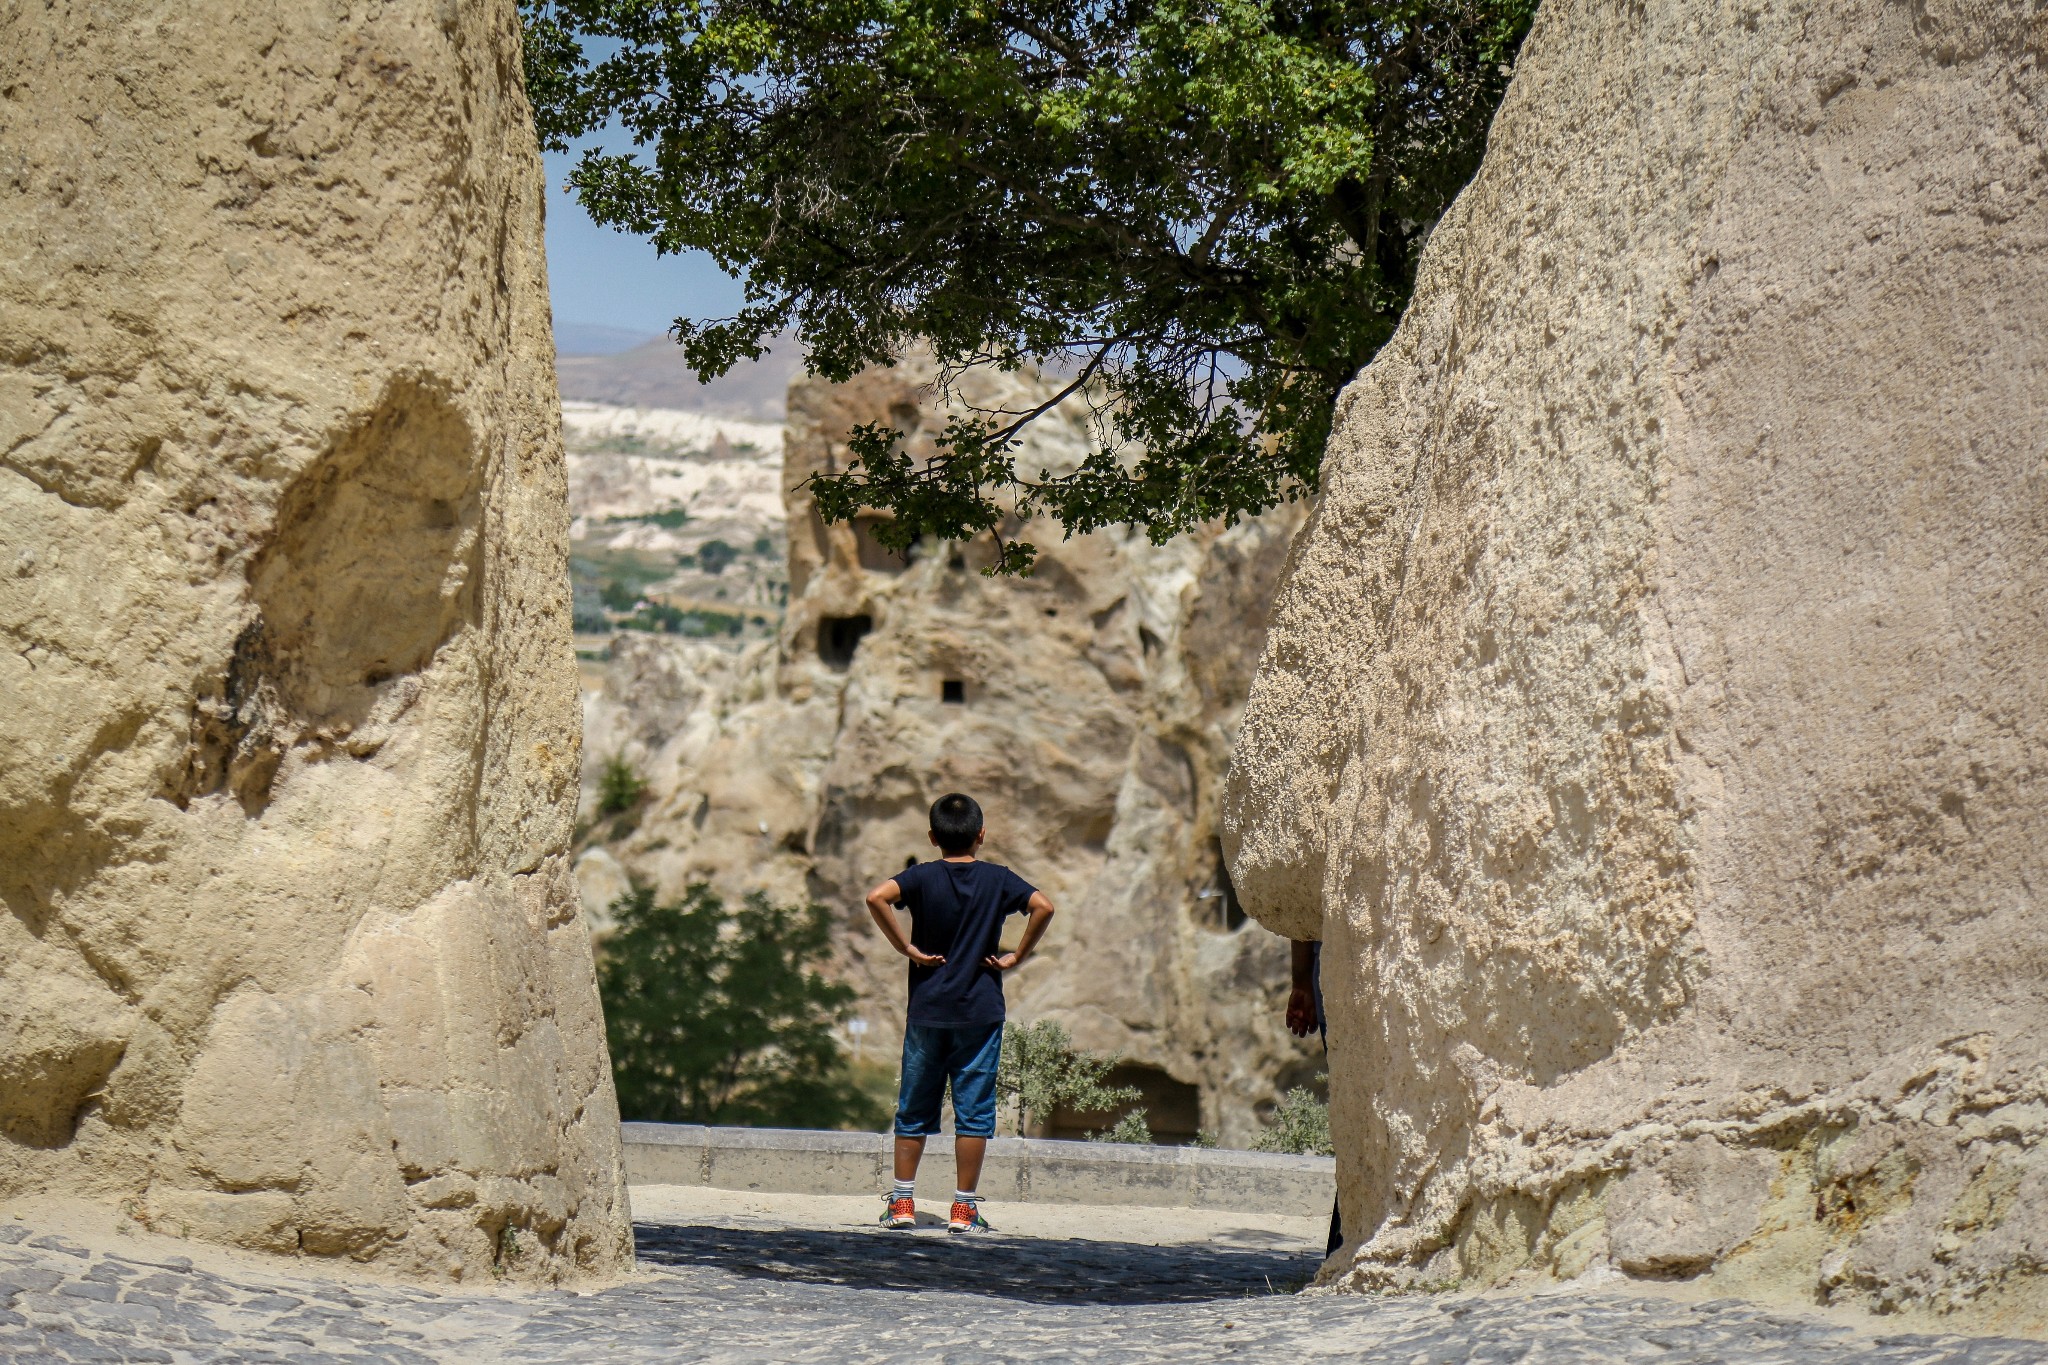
[[864, 878, 945, 967], [984, 889, 1056, 971]]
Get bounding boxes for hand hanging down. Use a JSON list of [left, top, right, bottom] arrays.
[[1286, 940, 1322, 1037]]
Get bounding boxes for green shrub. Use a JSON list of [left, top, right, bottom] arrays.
[[996, 1019, 1140, 1135], [1252, 1077, 1333, 1156], [617, 603, 747, 637], [625, 600, 687, 633], [598, 884, 886, 1130], [1086, 1109, 1152, 1145], [597, 754, 647, 816]]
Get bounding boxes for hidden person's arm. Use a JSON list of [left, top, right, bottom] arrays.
[[1286, 939, 1320, 1037]]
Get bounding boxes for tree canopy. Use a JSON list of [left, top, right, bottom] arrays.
[[523, 0, 1535, 571]]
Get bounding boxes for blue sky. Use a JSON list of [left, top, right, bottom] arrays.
[[541, 140, 746, 337]]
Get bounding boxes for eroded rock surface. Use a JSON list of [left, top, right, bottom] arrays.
[[0, 0, 631, 1281], [581, 357, 1319, 1144], [1223, 0, 2048, 1333]]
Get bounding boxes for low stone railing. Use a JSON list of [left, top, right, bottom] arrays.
[[621, 1123, 1334, 1217]]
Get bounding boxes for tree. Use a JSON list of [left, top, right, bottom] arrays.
[[695, 538, 738, 575], [598, 883, 889, 1129], [521, 0, 1536, 572], [996, 1018, 1140, 1134], [596, 753, 647, 815]]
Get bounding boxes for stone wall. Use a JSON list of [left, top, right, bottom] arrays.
[[1223, 0, 2048, 1332], [0, 0, 631, 1281], [580, 356, 1320, 1144]]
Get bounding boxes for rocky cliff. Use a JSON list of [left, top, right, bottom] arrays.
[[580, 357, 1319, 1143], [1224, 0, 2048, 1331], [0, 0, 631, 1281]]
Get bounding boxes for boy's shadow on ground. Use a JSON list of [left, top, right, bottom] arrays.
[[633, 1222, 1319, 1305]]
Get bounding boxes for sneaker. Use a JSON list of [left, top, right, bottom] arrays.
[[881, 1194, 916, 1229], [948, 1199, 994, 1234]]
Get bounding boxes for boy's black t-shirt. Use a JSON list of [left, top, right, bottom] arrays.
[[895, 858, 1036, 1027]]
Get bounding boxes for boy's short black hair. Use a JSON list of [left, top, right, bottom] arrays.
[[930, 793, 984, 855]]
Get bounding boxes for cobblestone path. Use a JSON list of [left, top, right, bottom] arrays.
[[3, 1210, 2045, 1363]]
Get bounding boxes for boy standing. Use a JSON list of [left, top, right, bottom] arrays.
[[863, 793, 1056, 1233]]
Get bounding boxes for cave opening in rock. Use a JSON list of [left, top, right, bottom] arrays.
[[941, 679, 965, 704], [1044, 1063, 1203, 1145], [819, 614, 872, 668]]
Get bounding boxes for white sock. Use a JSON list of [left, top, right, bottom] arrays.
[[954, 1189, 980, 1204], [892, 1179, 915, 1200]]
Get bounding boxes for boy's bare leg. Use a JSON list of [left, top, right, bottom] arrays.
[[893, 1135, 926, 1183], [955, 1136, 987, 1193]]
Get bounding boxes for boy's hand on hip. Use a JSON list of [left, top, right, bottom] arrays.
[[906, 947, 946, 967], [984, 951, 1023, 971]]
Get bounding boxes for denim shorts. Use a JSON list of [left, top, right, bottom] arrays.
[[894, 1022, 1004, 1139]]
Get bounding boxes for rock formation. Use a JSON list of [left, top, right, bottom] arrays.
[[0, 0, 631, 1280], [1224, 0, 2048, 1331], [580, 357, 1319, 1143]]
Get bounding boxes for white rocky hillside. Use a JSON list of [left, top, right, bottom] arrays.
[[564, 402, 788, 644]]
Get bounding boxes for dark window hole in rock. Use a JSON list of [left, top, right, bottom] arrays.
[[819, 615, 872, 668], [941, 679, 965, 705]]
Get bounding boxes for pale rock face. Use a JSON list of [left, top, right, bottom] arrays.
[[0, 0, 631, 1281], [583, 357, 1320, 1143], [1223, 0, 2048, 1331]]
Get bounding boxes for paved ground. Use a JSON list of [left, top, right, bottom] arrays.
[[2, 1189, 2044, 1363]]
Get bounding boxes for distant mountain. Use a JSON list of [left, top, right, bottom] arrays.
[[554, 322, 661, 356], [555, 334, 804, 423]]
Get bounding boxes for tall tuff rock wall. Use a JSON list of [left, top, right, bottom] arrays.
[[0, 0, 632, 1281], [580, 356, 1319, 1143], [1223, 0, 2048, 1330]]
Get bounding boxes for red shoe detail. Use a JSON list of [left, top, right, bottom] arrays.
[[882, 1195, 916, 1229]]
